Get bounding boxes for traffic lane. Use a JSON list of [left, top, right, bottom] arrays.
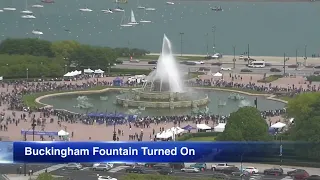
[[0, 163, 54, 174]]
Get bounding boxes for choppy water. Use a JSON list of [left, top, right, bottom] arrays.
[[1, 0, 319, 56]]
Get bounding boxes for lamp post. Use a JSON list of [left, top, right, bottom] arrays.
[[283, 53, 289, 76], [205, 33, 209, 55], [113, 122, 117, 141], [179, 32, 184, 56], [295, 49, 298, 70], [212, 25, 216, 53], [304, 45, 307, 66], [232, 45, 236, 69], [279, 137, 283, 167], [32, 120, 36, 141], [64, 64, 67, 73], [26, 68, 29, 79], [23, 121, 36, 176]]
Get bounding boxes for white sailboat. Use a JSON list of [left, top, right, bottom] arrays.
[[114, 7, 124, 12], [120, 11, 132, 27], [21, 0, 33, 14], [137, 0, 145, 9], [139, 9, 151, 23], [101, 9, 113, 13], [31, 4, 44, 8], [79, 8, 93, 12], [128, 10, 139, 25], [0, 10, 3, 12], [32, 30, 43, 35], [3, 8, 17, 11], [145, 7, 156, 11], [21, 14, 36, 19], [166, 2, 174, 5]]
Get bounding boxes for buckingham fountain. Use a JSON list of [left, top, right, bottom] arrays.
[[115, 34, 210, 109]]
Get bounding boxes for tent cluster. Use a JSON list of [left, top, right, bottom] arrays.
[[268, 122, 287, 135], [83, 68, 104, 74], [63, 69, 105, 77], [21, 129, 69, 136], [156, 127, 185, 139]]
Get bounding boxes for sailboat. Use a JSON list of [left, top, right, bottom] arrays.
[[127, 10, 139, 25], [101, 9, 113, 13], [32, 30, 43, 35], [139, 9, 151, 23], [120, 11, 132, 27], [21, 14, 36, 19], [31, 4, 44, 8], [137, 0, 145, 9], [145, 7, 156, 11], [79, 8, 93, 12], [166, 2, 174, 5], [3, 7, 16, 11], [21, 0, 33, 14], [0, 10, 3, 12]]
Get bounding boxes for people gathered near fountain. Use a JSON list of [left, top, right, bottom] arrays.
[[0, 73, 317, 141]]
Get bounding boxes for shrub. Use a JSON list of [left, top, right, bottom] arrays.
[[306, 75, 320, 82], [257, 75, 282, 83]]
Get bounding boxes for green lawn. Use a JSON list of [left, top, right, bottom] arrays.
[[257, 75, 282, 83], [187, 136, 216, 141]]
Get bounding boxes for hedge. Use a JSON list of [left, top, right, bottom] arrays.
[[306, 75, 320, 82], [177, 132, 221, 141], [109, 68, 152, 75]]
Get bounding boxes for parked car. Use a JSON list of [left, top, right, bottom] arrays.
[[158, 168, 174, 175], [314, 66, 320, 69], [115, 60, 123, 64], [240, 69, 252, 72], [263, 167, 283, 175], [314, 71, 320, 75], [195, 61, 205, 65], [190, 163, 207, 171], [66, 163, 82, 170], [287, 169, 309, 180], [148, 60, 157, 64], [212, 172, 230, 180], [125, 167, 145, 173], [186, 61, 197, 65], [243, 167, 259, 174], [198, 67, 211, 71], [152, 163, 171, 169], [270, 68, 281, 72], [288, 64, 298, 68], [219, 166, 240, 174], [181, 167, 200, 173], [265, 62, 272, 67], [211, 62, 222, 66], [98, 176, 117, 180], [211, 163, 233, 171], [221, 67, 232, 71], [287, 169, 307, 176], [306, 175, 320, 180], [92, 164, 112, 171], [93, 163, 113, 168], [130, 59, 140, 63]]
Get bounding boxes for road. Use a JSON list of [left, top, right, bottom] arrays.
[[115, 61, 316, 76], [0, 164, 54, 175]]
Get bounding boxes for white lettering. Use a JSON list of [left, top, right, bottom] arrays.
[[180, 147, 196, 156], [141, 147, 177, 156]]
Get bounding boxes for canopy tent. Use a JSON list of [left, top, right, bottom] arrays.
[[156, 127, 185, 139], [213, 72, 222, 77], [0, 76, 3, 81], [21, 130, 58, 136], [63, 70, 81, 77], [94, 69, 105, 74], [270, 122, 286, 129], [84, 68, 94, 73], [113, 77, 123, 86], [182, 125, 196, 131], [196, 124, 211, 130], [156, 131, 172, 139], [63, 72, 73, 77], [58, 130, 69, 136], [214, 123, 226, 132]]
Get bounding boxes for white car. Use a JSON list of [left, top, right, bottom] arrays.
[[195, 61, 204, 65], [181, 167, 200, 173], [221, 67, 232, 71], [244, 167, 259, 174], [93, 163, 114, 168], [98, 176, 117, 180]]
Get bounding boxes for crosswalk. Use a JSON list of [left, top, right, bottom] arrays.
[[108, 166, 130, 173], [33, 164, 66, 176]]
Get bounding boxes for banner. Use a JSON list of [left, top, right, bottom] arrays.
[[11, 141, 308, 163]]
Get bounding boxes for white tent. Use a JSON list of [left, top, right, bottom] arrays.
[[156, 131, 172, 139], [63, 72, 73, 77], [94, 69, 105, 74], [84, 68, 94, 73], [58, 130, 69, 136], [196, 124, 212, 130], [0, 76, 3, 81], [214, 123, 226, 132], [271, 122, 286, 129], [213, 72, 222, 77]]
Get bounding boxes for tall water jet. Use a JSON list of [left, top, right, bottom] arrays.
[[143, 34, 184, 92], [115, 34, 209, 109]]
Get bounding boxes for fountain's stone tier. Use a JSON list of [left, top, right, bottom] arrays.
[[116, 94, 209, 109], [133, 89, 190, 101]]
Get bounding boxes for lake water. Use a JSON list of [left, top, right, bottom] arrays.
[[1, 0, 319, 56], [39, 90, 286, 116]]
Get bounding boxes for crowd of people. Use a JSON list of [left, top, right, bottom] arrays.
[[0, 73, 309, 141]]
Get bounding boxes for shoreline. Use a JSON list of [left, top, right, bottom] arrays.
[[34, 87, 288, 114]]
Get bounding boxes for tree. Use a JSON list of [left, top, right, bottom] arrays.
[[36, 173, 54, 180], [217, 106, 271, 141], [51, 40, 81, 61]]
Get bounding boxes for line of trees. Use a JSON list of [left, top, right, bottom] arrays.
[[0, 38, 149, 79]]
